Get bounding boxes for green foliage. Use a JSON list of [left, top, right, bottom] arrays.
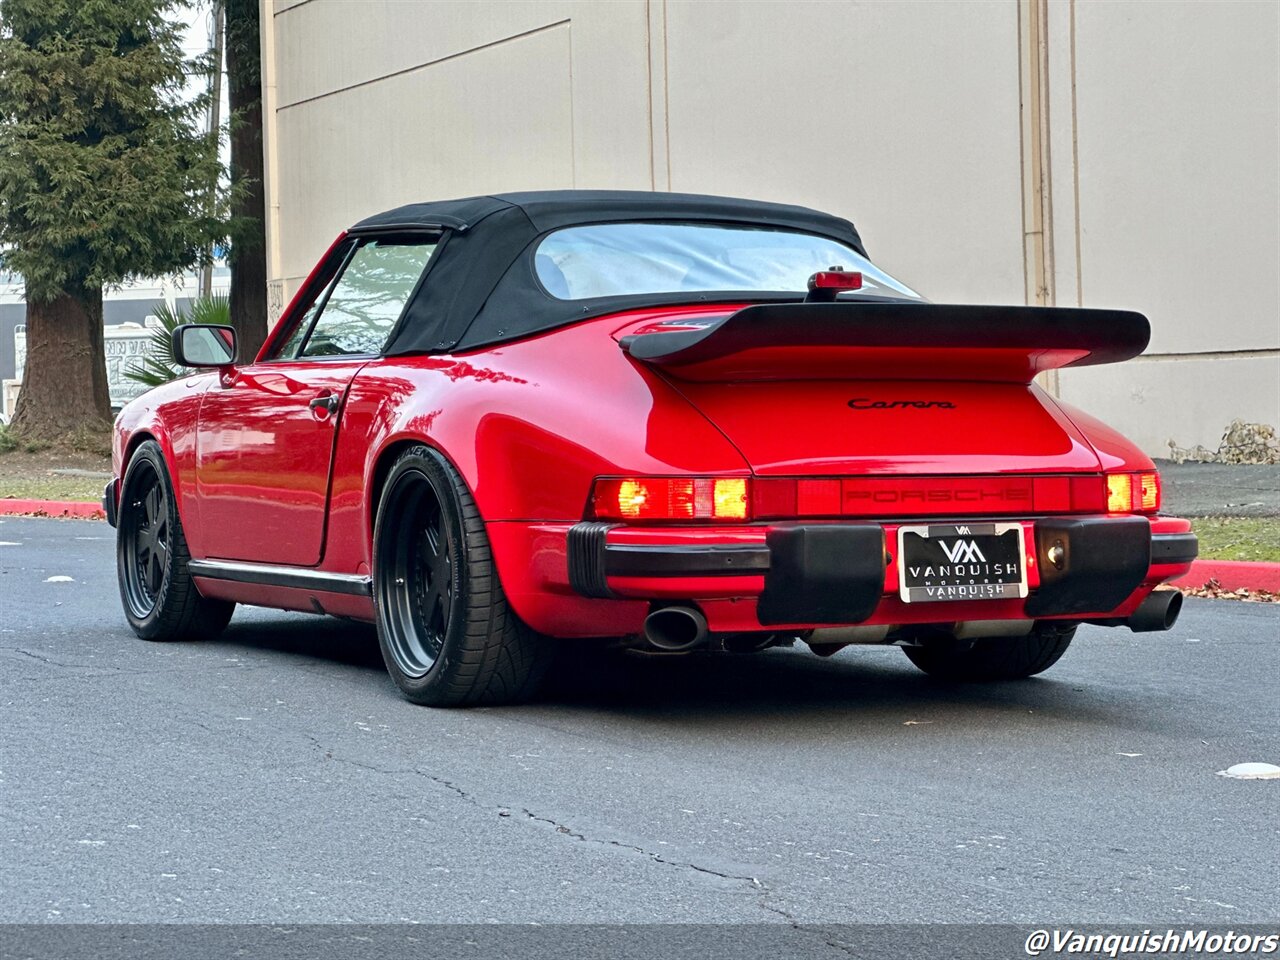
[[126, 294, 229, 389], [1194, 517, 1280, 564], [0, 421, 49, 453], [0, 0, 227, 301]]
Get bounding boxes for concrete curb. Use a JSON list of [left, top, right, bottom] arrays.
[[1171, 559, 1280, 594], [0, 499, 105, 520]]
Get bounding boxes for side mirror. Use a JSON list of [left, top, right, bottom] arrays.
[[172, 323, 237, 368]]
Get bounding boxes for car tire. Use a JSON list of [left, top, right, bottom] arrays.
[[372, 445, 554, 706], [117, 440, 235, 642], [901, 623, 1076, 681]]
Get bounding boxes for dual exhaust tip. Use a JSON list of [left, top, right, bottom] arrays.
[[643, 587, 1184, 652]]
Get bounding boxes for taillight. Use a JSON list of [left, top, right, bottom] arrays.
[[712, 478, 748, 519], [1106, 474, 1133, 513], [590, 477, 750, 522], [1106, 471, 1160, 514], [590, 472, 1159, 521], [1137, 472, 1160, 512]]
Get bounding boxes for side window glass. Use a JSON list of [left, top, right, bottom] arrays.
[[274, 270, 339, 360], [299, 239, 436, 358]]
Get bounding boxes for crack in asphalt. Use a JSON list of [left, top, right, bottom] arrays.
[[306, 744, 772, 897], [0, 648, 302, 685], [518, 808, 764, 887], [757, 900, 859, 957], [10, 648, 87, 669]]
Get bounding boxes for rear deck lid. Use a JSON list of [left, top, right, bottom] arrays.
[[668, 378, 1103, 475], [615, 302, 1137, 475]]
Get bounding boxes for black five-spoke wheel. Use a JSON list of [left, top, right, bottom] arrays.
[[379, 469, 456, 678], [116, 440, 234, 642], [373, 445, 554, 706], [122, 470, 169, 618]]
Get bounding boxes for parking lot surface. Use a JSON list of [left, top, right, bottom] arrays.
[[2, 517, 1277, 925]]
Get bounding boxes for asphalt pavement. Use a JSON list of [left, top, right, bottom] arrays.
[[1156, 461, 1280, 518], [2, 517, 1278, 931]]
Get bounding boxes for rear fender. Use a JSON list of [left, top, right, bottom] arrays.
[[321, 321, 751, 577], [1051, 399, 1157, 473]]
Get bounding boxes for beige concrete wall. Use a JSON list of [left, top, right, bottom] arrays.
[[261, 0, 658, 300], [1050, 0, 1280, 454], [260, 0, 1279, 457]]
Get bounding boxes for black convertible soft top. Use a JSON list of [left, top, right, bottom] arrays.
[[354, 190, 868, 355]]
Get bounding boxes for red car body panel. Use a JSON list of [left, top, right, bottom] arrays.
[[109, 198, 1195, 654], [112, 290, 1191, 638], [194, 361, 367, 565]]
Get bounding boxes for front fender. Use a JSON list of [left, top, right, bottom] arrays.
[[112, 374, 216, 553]]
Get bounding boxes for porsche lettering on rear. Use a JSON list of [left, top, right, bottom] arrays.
[[105, 190, 1198, 707], [844, 486, 1034, 506]]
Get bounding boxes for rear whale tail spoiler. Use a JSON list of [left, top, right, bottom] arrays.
[[619, 302, 1150, 383]]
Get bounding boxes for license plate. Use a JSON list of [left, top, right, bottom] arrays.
[[897, 523, 1028, 603]]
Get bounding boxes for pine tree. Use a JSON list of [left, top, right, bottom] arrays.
[[0, 0, 224, 444]]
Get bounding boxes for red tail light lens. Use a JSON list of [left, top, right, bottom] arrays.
[[591, 477, 750, 522], [751, 475, 1113, 518]]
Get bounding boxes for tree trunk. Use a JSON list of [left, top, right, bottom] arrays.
[[226, 0, 268, 362], [9, 287, 112, 444]]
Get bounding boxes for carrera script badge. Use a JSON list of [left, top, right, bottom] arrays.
[[848, 398, 956, 410]]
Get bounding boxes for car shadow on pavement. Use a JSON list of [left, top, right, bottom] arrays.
[[214, 613, 386, 672], [534, 640, 1153, 735], [209, 614, 1151, 734]]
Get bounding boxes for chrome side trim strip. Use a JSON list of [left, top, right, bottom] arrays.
[[188, 560, 372, 597]]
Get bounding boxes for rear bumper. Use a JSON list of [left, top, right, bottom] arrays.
[[565, 514, 1197, 627]]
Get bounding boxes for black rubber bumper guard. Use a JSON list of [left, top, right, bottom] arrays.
[[568, 518, 1199, 625], [103, 479, 119, 528], [568, 521, 886, 625]]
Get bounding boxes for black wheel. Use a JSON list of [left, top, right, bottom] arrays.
[[372, 445, 554, 706], [117, 441, 235, 641], [901, 623, 1076, 681]]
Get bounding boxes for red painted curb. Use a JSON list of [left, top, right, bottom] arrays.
[[1171, 559, 1280, 594], [0, 498, 105, 520]]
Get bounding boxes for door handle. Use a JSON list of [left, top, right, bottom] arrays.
[[308, 394, 339, 415]]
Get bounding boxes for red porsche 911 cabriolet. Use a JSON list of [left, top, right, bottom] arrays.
[[106, 190, 1197, 706]]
